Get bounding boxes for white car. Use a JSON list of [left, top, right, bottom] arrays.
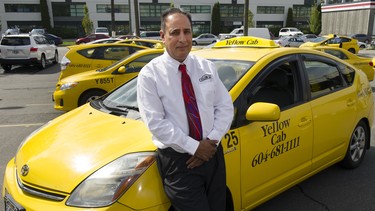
[[279, 27, 303, 37], [358, 41, 367, 49], [86, 37, 122, 44], [192, 33, 218, 45], [275, 36, 305, 47], [94, 27, 110, 36], [0, 34, 58, 72]]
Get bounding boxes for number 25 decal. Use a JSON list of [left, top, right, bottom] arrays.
[[224, 131, 238, 148]]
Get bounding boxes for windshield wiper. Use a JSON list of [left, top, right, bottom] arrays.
[[116, 105, 139, 111]]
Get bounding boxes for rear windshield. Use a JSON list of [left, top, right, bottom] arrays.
[[1, 37, 31, 46]]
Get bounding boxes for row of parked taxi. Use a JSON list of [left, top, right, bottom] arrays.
[[3, 35, 374, 211]]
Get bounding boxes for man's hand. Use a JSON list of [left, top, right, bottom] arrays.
[[194, 139, 218, 161], [186, 156, 204, 169]]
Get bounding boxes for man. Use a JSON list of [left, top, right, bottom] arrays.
[[137, 8, 234, 211]]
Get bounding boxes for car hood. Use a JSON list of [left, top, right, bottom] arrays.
[[15, 104, 155, 193]]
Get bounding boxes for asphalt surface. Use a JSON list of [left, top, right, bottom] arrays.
[[0, 47, 375, 210]]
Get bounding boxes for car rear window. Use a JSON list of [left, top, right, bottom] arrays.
[[1, 37, 31, 46]]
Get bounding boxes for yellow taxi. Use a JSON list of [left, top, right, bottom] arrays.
[[59, 43, 149, 80], [301, 46, 374, 81], [115, 38, 163, 48], [300, 34, 360, 54], [53, 48, 164, 111], [3, 37, 374, 210]]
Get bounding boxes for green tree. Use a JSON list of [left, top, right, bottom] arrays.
[[308, 4, 321, 35], [286, 8, 294, 27], [248, 9, 255, 28], [82, 5, 93, 35], [40, 0, 51, 31], [211, 2, 221, 35]]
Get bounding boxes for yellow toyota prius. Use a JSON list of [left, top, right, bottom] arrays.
[[53, 48, 164, 111], [3, 37, 374, 210], [59, 43, 149, 80], [300, 34, 360, 54]]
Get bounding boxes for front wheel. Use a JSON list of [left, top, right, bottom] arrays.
[[340, 121, 368, 169], [38, 54, 46, 70], [192, 41, 197, 46], [53, 51, 59, 64], [78, 90, 107, 107], [1, 64, 12, 72]]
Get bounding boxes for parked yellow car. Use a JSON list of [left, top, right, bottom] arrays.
[[3, 37, 374, 210], [53, 48, 164, 111], [300, 34, 360, 54], [116, 38, 163, 48], [301, 46, 374, 81], [59, 43, 149, 80]]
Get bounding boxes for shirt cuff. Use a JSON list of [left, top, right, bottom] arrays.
[[183, 137, 200, 155]]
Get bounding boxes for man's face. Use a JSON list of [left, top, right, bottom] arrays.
[[160, 13, 192, 63]]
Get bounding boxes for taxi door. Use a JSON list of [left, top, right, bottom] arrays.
[[302, 56, 358, 170], [232, 57, 314, 209]]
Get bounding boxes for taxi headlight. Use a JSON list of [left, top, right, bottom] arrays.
[[60, 56, 70, 71], [66, 152, 156, 208], [60, 82, 78, 90]]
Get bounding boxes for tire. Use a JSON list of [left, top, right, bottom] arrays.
[[38, 54, 46, 70], [53, 51, 59, 64], [348, 48, 356, 54], [340, 121, 368, 169], [78, 90, 107, 107], [192, 41, 197, 46], [1, 64, 12, 72]]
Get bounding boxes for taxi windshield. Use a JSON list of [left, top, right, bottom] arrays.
[[310, 37, 328, 43], [97, 60, 253, 116]]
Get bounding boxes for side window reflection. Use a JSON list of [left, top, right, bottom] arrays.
[[304, 61, 344, 98]]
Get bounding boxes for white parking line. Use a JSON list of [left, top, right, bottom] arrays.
[[26, 104, 53, 106], [0, 123, 44, 128]]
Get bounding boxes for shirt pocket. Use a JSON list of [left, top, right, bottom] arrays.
[[198, 79, 215, 107]]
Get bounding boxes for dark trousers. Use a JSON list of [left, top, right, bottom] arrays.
[[157, 144, 226, 211]]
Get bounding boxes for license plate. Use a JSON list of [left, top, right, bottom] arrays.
[[4, 193, 25, 211], [12, 50, 19, 54]]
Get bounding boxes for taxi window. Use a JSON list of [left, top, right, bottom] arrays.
[[125, 53, 162, 73], [304, 61, 344, 98], [78, 46, 139, 60], [337, 63, 355, 85], [210, 60, 253, 90], [250, 62, 296, 109], [323, 49, 348, 60]]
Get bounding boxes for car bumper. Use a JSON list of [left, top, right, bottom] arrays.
[[2, 158, 138, 211], [53, 89, 79, 112], [0, 58, 39, 65]]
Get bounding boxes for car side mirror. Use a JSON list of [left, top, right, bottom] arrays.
[[246, 102, 280, 121], [118, 66, 126, 73]]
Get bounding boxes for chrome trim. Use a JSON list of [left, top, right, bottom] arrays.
[[16, 170, 66, 201]]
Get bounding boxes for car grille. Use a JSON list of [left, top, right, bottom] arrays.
[[16, 170, 66, 201]]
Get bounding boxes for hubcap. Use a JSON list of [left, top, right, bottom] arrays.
[[350, 126, 365, 162]]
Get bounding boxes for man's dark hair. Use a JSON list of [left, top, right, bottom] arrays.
[[160, 8, 192, 32]]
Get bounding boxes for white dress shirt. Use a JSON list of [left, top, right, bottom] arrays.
[[137, 51, 234, 155]]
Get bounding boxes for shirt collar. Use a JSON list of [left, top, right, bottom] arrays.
[[162, 51, 192, 74]]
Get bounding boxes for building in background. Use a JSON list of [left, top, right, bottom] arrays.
[[321, 1, 375, 37], [0, 0, 316, 38]]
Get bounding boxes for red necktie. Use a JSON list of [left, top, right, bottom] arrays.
[[179, 64, 202, 140]]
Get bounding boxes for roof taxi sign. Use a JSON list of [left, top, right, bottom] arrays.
[[213, 36, 279, 48]]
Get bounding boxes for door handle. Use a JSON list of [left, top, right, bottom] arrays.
[[298, 117, 312, 127], [346, 99, 356, 107]]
